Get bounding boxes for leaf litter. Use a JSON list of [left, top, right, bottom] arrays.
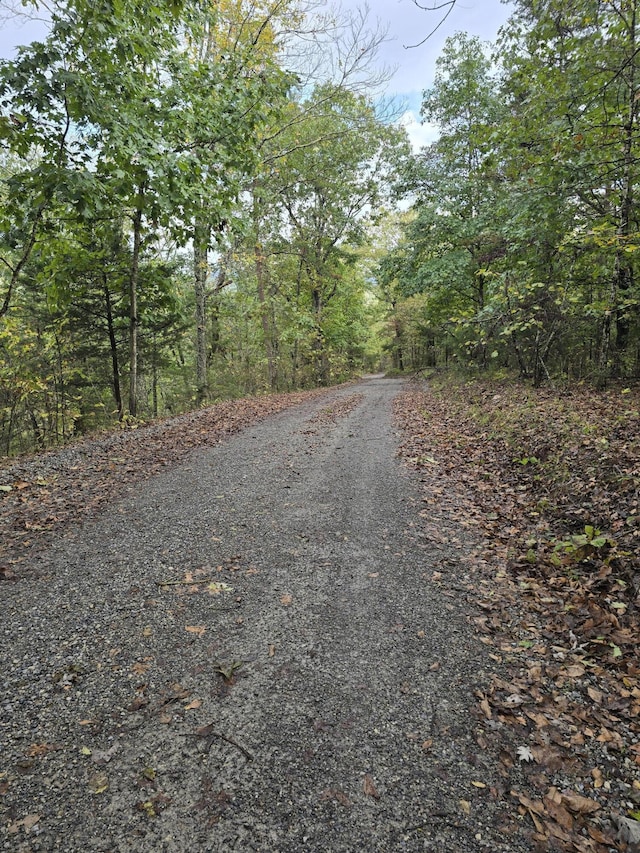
[[395, 377, 640, 853]]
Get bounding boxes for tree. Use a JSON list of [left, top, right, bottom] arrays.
[[386, 33, 505, 368], [496, 0, 640, 380], [242, 86, 408, 386]]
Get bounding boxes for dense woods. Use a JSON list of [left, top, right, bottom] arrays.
[[1, 0, 639, 456], [385, 0, 640, 384]]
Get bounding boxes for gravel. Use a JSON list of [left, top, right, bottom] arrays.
[[0, 376, 532, 852]]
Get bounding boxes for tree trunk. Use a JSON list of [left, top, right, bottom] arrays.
[[254, 242, 278, 390], [613, 2, 637, 373], [128, 185, 145, 418], [104, 279, 123, 420], [193, 218, 210, 406], [311, 286, 329, 385]]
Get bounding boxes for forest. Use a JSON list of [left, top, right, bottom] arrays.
[[0, 0, 639, 457]]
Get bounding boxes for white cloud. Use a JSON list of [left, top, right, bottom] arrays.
[[400, 110, 439, 152]]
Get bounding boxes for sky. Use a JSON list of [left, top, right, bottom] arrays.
[[0, 0, 515, 150], [345, 0, 515, 148]]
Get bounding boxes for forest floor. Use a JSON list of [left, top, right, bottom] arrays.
[[395, 374, 640, 853], [0, 374, 638, 852]]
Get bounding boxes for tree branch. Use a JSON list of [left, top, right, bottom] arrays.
[[405, 0, 456, 50]]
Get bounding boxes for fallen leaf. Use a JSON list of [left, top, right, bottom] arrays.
[[27, 743, 57, 757], [268, 644, 276, 657], [478, 695, 492, 719], [320, 788, 351, 807], [559, 789, 601, 815], [559, 664, 586, 678], [7, 814, 40, 834], [459, 799, 471, 816], [363, 774, 380, 799], [471, 781, 486, 789], [516, 745, 534, 763], [185, 625, 206, 636], [280, 593, 293, 606], [207, 581, 233, 595], [543, 787, 574, 831], [368, 572, 379, 578], [88, 771, 109, 794], [184, 699, 202, 710]]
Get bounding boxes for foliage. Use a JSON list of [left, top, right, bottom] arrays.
[[0, 0, 398, 455], [387, 5, 640, 384]]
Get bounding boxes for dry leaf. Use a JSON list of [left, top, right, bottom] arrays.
[[543, 788, 574, 831], [320, 788, 351, 807], [479, 696, 492, 719], [185, 625, 206, 636], [7, 814, 40, 834], [516, 745, 534, 763], [268, 644, 276, 658], [558, 789, 601, 815], [184, 699, 202, 710], [27, 743, 57, 757], [559, 664, 585, 678], [471, 781, 486, 789], [280, 594, 293, 606], [459, 800, 471, 816], [208, 581, 233, 596], [88, 771, 109, 794], [363, 774, 380, 799], [587, 686, 604, 704]]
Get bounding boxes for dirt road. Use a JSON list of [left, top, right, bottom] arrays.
[[1, 377, 530, 852]]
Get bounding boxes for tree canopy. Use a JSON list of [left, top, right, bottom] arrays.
[[1, 0, 639, 456]]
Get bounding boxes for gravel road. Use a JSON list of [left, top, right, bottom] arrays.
[[1, 377, 531, 852]]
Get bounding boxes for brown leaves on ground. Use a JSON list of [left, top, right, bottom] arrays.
[[0, 388, 332, 578], [395, 377, 640, 853], [363, 773, 380, 799], [303, 393, 364, 433]]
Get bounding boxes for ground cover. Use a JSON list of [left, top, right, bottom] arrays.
[[395, 375, 640, 853]]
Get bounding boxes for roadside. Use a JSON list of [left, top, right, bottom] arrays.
[[1, 376, 532, 852], [0, 388, 332, 580], [395, 376, 640, 853]]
